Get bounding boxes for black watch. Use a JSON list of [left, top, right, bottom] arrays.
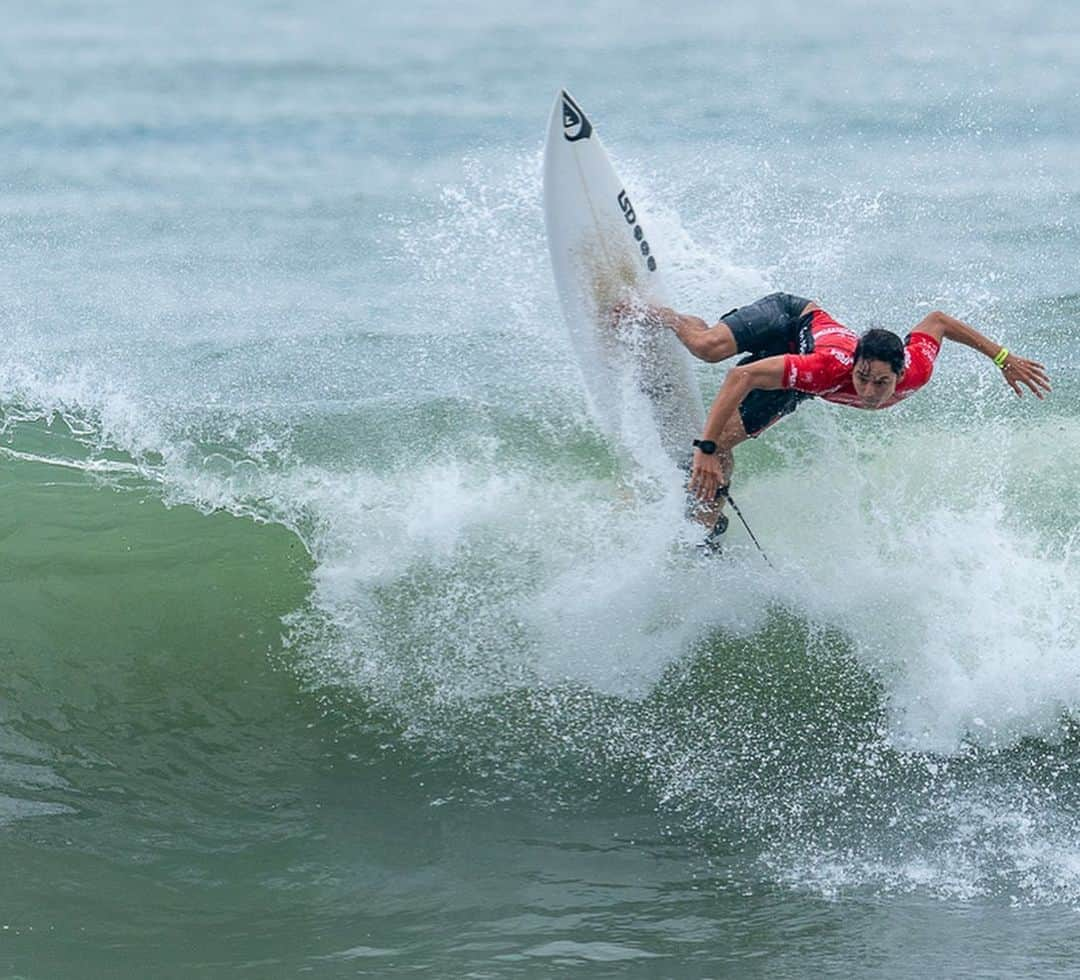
[[693, 439, 717, 455]]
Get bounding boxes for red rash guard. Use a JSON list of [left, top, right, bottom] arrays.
[[781, 309, 941, 408]]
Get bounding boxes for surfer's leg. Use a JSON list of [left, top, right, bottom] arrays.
[[721, 293, 805, 357], [657, 291, 805, 364], [615, 302, 739, 363]]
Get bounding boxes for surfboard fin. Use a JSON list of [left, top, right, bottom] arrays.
[[695, 513, 729, 556]]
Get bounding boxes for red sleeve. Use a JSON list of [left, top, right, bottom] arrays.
[[901, 331, 941, 390], [781, 350, 852, 393]]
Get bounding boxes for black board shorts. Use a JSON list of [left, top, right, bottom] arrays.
[[720, 292, 817, 437]]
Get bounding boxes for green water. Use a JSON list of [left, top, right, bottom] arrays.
[[6, 446, 1080, 977]]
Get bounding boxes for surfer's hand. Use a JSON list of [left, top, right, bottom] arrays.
[[689, 449, 725, 502], [1000, 353, 1051, 399]]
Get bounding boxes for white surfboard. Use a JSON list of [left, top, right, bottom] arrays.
[[543, 89, 705, 464]]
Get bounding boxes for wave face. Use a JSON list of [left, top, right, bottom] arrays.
[[3, 0, 1080, 975]]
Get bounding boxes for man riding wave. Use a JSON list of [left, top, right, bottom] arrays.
[[619, 293, 1051, 547]]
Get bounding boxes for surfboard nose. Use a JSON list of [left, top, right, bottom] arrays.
[[552, 89, 596, 144], [557, 90, 593, 143]]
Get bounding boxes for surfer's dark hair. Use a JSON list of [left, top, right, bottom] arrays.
[[854, 328, 905, 375]]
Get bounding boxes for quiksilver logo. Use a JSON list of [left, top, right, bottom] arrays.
[[561, 92, 592, 142]]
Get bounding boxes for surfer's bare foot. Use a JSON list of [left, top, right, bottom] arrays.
[[610, 298, 646, 335], [611, 298, 642, 324], [612, 299, 669, 331]]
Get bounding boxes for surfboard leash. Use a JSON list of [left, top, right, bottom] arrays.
[[718, 486, 774, 569]]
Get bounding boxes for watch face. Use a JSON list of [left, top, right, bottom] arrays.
[[694, 439, 717, 454]]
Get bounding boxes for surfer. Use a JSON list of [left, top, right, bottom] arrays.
[[617, 292, 1051, 546]]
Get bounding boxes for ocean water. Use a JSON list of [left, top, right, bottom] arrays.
[[2, 1, 1079, 976]]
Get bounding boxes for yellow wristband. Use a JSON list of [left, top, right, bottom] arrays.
[[993, 347, 1009, 369]]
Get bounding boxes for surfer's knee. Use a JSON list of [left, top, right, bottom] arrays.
[[690, 321, 737, 362]]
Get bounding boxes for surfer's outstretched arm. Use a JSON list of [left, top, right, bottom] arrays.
[[689, 356, 786, 502], [914, 311, 1051, 398], [614, 302, 737, 362]]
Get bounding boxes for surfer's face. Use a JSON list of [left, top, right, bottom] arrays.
[[852, 358, 900, 406]]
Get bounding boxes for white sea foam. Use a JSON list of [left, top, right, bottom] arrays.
[[763, 416, 1080, 752], [761, 781, 1080, 906]]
